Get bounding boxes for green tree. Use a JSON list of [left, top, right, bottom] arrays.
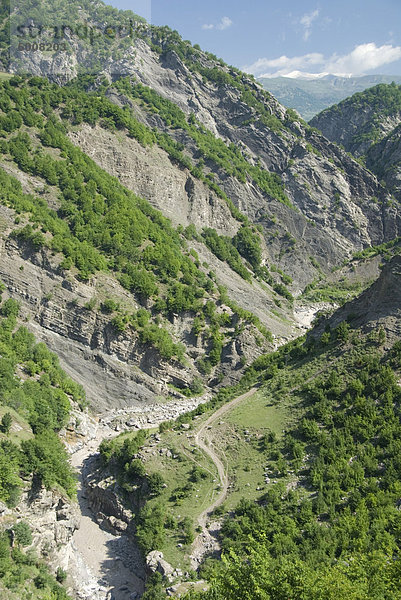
[[147, 472, 165, 496], [1, 412, 12, 435], [21, 433, 76, 497]]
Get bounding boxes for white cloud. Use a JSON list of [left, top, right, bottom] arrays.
[[243, 43, 401, 78], [243, 52, 323, 77], [202, 16, 233, 31], [325, 43, 401, 75], [300, 9, 319, 41], [218, 16, 233, 30]]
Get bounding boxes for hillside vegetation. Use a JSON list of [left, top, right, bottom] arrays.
[[0, 290, 79, 599], [2, 0, 397, 297], [311, 82, 401, 216], [311, 82, 401, 154], [259, 74, 401, 121], [0, 75, 279, 384], [98, 293, 401, 598], [0, 290, 79, 502], [1, 2, 401, 599]]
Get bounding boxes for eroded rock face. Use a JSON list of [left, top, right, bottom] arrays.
[[0, 236, 166, 412], [9, 24, 400, 289], [82, 455, 132, 535], [0, 193, 298, 413], [15, 485, 80, 572], [310, 91, 401, 201], [69, 125, 237, 237], [313, 254, 401, 342], [366, 124, 401, 196], [311, 106, 401, 158]]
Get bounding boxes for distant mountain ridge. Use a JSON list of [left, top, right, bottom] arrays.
[[258, 74, 401, 121]]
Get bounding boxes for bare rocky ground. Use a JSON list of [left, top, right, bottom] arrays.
[[68, 422, 145, 600]]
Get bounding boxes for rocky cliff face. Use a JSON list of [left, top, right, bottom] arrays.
[[365, 124, 401, 197], [0, 211, 294, 412], [0, 478, 81, 597], [5, 4, 400, 288], [94, 42, 398, 287], [2, 1, 401, 413], [313, 254, 401, 342], [311, 84, 401, 200], [311, 106, 401, 158], [15, 485, 80, 567]]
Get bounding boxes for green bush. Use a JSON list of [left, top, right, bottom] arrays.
[[12, 521, 32, 547]]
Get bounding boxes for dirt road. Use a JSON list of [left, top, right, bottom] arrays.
[[194, 386, 258, 527], [190, 387, 259, 568]]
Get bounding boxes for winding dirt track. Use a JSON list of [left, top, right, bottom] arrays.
[[194, 387, 258, 528]]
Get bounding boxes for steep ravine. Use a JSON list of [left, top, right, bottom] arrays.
[[65, 300, 327, 599], [66, 394, 213, 600], [68, 420, 145, 600]]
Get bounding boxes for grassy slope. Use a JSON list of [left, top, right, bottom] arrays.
[[103, 333, 347, 570]]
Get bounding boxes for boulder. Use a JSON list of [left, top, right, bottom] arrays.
[[146, 550, 174, 579]]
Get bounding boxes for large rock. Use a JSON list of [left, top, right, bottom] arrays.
[[146, 550, 174, 579], [15, 485, 80, 570]]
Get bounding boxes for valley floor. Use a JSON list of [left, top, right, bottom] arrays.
[[70, 428, 145, 600], [65, 302, 331, 598]]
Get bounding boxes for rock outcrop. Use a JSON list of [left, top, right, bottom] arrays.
[[10, 484, 80, 574], [366, 124, 401, 197], [310, 84, 401, 158], [82, 455, 132, 535], [313, 254, 401, 342], [146, 550, 174, 580], [310, 83, 401, 200]]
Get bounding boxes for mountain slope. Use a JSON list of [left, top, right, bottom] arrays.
[[1, 66, 308, 422], [316, 254, 401, 341], [101, 258, 401, 597], [188, 258, 401, 597], [0, 0, 400, 407], [1, 2, 401, 599], [310, 82, 401, 157], [258, 74, 401, 122], [2, 0, 400, 293], [366, 123, 401, 196], [311, 82, 401, 203]]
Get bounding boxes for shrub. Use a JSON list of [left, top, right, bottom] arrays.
[[13, 521, 32, 547]]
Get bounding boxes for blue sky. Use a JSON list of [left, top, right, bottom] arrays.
[[108, 0, 401, 78]]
